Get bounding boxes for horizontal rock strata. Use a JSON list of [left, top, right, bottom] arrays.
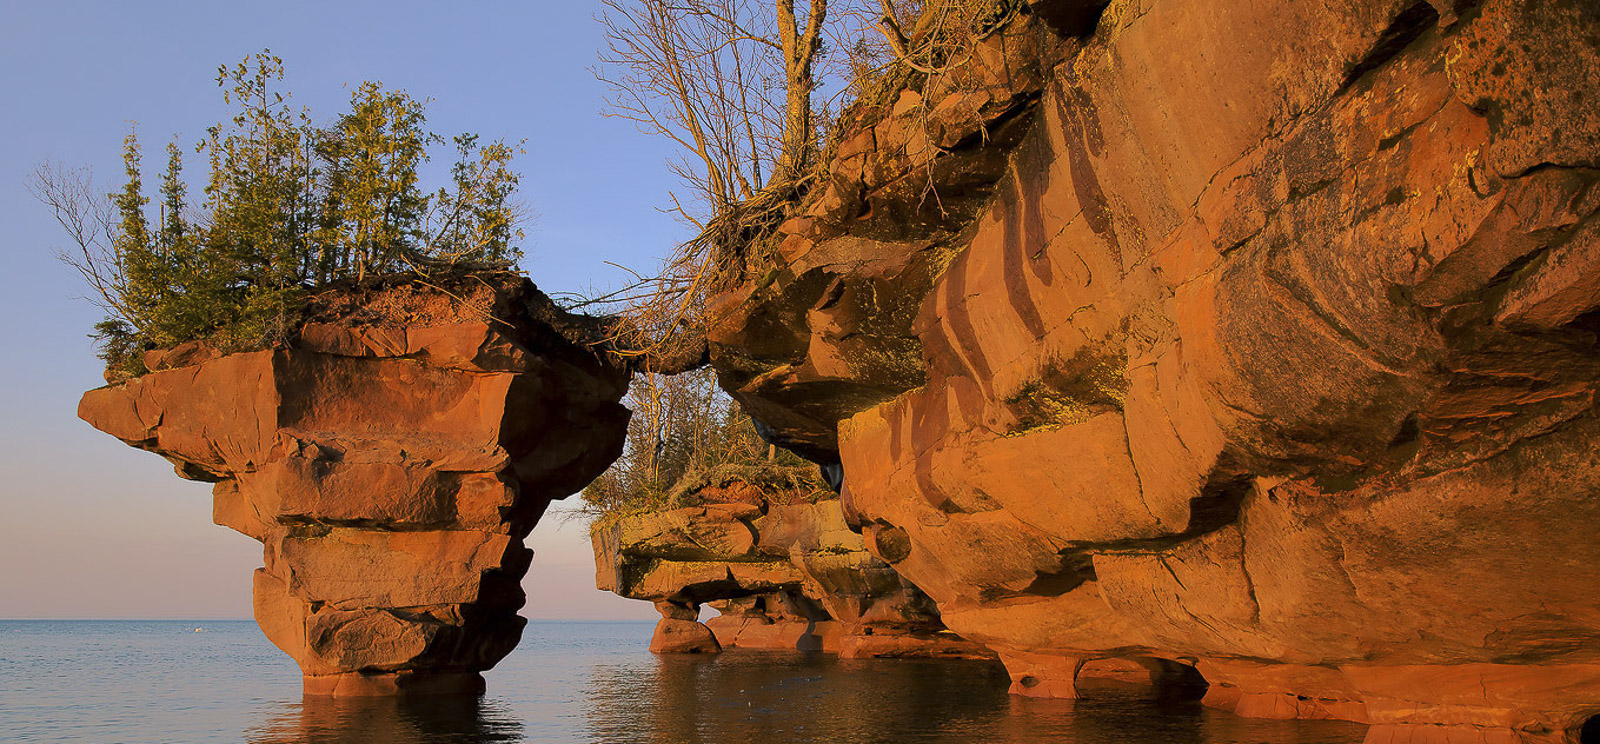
[[705, 0, 1600, 740], [591, 465, 992, 658], [81, 276, 629, 695]]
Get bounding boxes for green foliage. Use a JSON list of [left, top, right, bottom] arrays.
[[662, 461, 830, 508], [90, 319, 146, 378], [310, 79, 430, 282], [581, 367, 819, 520], [69, 51, 528, 371], [430, 134, 525, 264]]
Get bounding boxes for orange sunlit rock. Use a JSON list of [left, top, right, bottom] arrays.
[[704, 0, 1600, 739], [80, 276, 629, 696]]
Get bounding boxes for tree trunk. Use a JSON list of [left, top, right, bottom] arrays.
[[775, 0, 826, 182]]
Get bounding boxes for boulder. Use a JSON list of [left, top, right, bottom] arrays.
[[649, 618, 722, 654]]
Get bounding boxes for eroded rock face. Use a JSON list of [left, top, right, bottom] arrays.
[[80, 277, 629, 695], [708, 0, 1600, 739], [591, 466, 992, 658]]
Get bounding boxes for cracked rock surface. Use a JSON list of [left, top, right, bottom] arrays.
[[707, 0, 1600, 738], [80, 276, 629, 695], [591, 465, 993, 658]]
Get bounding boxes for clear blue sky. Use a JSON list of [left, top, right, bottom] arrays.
[[0, 1, 685, 619]]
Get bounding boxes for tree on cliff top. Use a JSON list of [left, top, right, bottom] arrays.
[[596, 0, 930, 219], [588, 0, 911, 369], [589, 0, 1013, 369], [34, 52, 528, 376], [579, 366, 823, 522]]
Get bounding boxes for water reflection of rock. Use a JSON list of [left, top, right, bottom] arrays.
[[243, 649, 1370, 744], [580, 651, 1367, 744], [249, 695, 523, 744]]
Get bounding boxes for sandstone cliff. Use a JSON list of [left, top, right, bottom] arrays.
[[704, 0, 1600, 740], [591, 463, 992, 658], [80, 276, 629, 695]]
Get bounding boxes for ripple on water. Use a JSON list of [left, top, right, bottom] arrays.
[[0, 620, 1368, 744]]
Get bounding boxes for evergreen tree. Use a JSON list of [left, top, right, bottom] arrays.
[[156, 139, 236, 346], [111, 132, 162, 341], [158, 141, 186, 249], [429, 135, 525, 264], [200, 52, 314, 346], [43, 51, 531, 373], [317, 82, 430, 279]]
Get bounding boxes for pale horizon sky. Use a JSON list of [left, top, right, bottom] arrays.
[[0, 1, 691, 621]]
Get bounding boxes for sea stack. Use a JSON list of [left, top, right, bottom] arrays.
[[79, 275, 629, 695]]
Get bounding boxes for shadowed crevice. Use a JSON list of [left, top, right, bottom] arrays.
[[1339, 2, 1439, 92]]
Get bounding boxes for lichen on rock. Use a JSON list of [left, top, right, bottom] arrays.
[[592, 463, 993, 659], [699, 0, 1600, 738]]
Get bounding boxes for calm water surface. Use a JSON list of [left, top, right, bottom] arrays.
[[0, 620, 1367, 743]]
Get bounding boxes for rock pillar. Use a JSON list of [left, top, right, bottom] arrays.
[[79, 277, 629, 695]]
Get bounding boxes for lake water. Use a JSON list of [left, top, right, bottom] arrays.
[[0, 620, 1368, 743]]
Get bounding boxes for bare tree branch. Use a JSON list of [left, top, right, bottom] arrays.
[[28, 162, 134, 322]]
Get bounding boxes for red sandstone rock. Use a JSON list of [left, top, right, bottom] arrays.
[[591, 465, 992, 658], [649, 618, 722, 654], [80, 276, 629, 695], [837, 629, 990, 660], [703, 0, 1600, 738]]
